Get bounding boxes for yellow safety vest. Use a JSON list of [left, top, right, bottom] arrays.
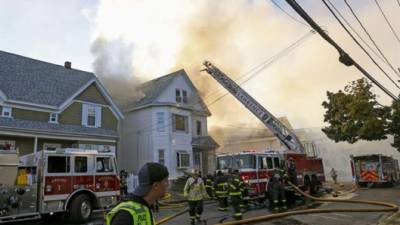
[[105, 201, 154, 225]]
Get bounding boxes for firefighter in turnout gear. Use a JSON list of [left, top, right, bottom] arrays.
[[268, 169, 287, 212], [204, 173, 215, 199], [119, 170, 129, 196], [287, 157, 297, 186], [183, 169, 208, 225], [229, 170, 244, 220], [106, 162, 169, 225], [214, 170, 229, 211]]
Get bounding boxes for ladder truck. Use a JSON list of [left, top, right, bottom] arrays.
[[203, 61, 325, 197]]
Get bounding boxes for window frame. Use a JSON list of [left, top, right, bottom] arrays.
[[0, 140, 15, 150], [43, 143, 62, 151], [156, 112, 165, 132], [172, 114, 188, 133], [96, 156, 115, 174], [1, 106, 12, 118], [175, 89, 182, 103], [49, 113, 58, 123], [47, 155, 71, 174], [176, 151, 190, 168], [74, 156, 88, 173], [196, 120, 202, 136], [158, 149, 165, 165], [182, 90, 188, 103]]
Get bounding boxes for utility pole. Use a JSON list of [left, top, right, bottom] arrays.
[[285, 0, 398, 101]]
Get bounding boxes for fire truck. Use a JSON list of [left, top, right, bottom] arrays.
[[0, 148, 120, 224], [351, 154, 400, 187], [203, 61, 325, 197]]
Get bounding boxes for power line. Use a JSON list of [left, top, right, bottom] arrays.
[[270, 0, 310, 27], [343, 0, 400, 79], [284, 0, 398, 101], [206, 30, 315, 107], [322, 0, 400, 90], [374, 0, 400, 44]]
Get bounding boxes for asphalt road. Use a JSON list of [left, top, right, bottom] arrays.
[[10, 186, 400, 225]]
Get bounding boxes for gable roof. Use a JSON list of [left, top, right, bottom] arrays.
[[125, 69, 211, 115], [0, 50, 123, 119]]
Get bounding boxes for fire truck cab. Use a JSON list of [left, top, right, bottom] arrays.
[[0, 148, 119, 224]]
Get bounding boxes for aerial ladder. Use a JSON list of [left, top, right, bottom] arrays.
[[202, 60, 304, 153]]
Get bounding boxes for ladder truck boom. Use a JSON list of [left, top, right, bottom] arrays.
[[202, 60, 304, 153]]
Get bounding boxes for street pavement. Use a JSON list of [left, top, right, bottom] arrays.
[[11, 185, 400, 225]]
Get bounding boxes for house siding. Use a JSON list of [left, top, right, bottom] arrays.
[[102, 107, 118, 130], [76, 84, 108, 105], [12, 108, 49, 122], [37, 139, 75, 150], [0, 135, 35, 156], [59, 102, 82, 126]]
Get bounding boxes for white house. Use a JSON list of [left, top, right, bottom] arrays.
[[120, 69, 218, 178]]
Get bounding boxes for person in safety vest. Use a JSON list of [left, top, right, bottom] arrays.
[[183, 169, 208, 225], [105, 162, 169, 225], [214, 170, 229, 211], [268, 169, 287, 212], [204, 173, 215, 199], [229, 170, 244, 220]]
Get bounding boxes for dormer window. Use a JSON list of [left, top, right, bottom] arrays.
[[176, 89, 188, 103], [175, 89, 181, 102], [1, 107, 12, 117], [49, 113, 58, 123]]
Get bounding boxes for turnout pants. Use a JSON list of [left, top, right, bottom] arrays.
[[230, 195, 242, 220], [271, 184, 287, 211], [189, 200, 203, 224]]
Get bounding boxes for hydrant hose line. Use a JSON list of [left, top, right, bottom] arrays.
[[217, 182, 398, 225]]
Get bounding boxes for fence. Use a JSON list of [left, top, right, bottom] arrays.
[[127, 173, 139, 194]]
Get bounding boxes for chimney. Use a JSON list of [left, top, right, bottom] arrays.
[[64, 61, 72, 69]]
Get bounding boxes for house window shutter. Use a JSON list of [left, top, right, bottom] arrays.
[[82, 104, 88, 126], [95, 106, 102, 128]]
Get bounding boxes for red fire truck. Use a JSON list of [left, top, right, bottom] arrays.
[[216, 150, 325, 198], [351, 154, 399, 187], [0, 148, 120, 224]]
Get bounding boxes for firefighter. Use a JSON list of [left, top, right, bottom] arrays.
[[287, 157, 297, 186], [214, 170, 229, 211], [229, 170, 244, 220], [204, 173, 215, 199], [183, 169, 208, 225], [106, 162, 169, 225], [268, 169, 287, 212], [119, 170, 128, 196]]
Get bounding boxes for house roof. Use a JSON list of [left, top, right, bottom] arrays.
[[0, 117, 118, 138], [0, 50, 95, 107], [192, 136, 219, 149], [125, 69, 211, 115]]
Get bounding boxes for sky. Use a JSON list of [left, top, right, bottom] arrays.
[[1, 0, 400, 131]]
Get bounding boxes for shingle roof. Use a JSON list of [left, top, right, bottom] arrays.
[[125, 70, 182, 109], [0, 50, 95, 106], [192, 136, 219, 149], [0, 117, 117, 138]]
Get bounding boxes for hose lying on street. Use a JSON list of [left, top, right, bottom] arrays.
[[217, 182, 399, 225], [156, 208, 190, 225]]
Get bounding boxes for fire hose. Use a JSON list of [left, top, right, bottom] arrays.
[[156, 182, 398, 225]]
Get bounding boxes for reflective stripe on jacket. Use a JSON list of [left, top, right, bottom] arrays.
[[105, 200, 154, 225]]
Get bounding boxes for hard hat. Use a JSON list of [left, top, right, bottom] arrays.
[[191, 169, 199, 175]]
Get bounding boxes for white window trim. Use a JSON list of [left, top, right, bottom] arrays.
[[82, 103, 102, 128], [1, 106, 12, 118], [49, 113, 58, 123], [43, 143, 62, 151], [177, 151, 190, 168]]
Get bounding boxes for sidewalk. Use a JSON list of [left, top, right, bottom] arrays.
[[378, 211, 400, 225]]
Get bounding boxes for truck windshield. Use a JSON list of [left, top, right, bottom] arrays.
[[217, 156, 232, 170], [234, 155, 256, 169]]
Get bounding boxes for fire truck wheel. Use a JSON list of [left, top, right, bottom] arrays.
[[69, 194, 92, 223]]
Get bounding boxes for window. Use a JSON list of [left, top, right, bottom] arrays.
[[1, 107, 12, 117], [75, 157, 88, 173], [96, 157, 114, 173], [82, 104, 101, 128], [217, 156, 232, 170], [49, 113, 58, 123], [173, 114, 188, 132], [47, 156, 70, 173], [182, 90, 188, 103], [43, 143, 61, 151], [266, 157, 273, 169], [273, 157, 280, 168], [235, 155, 256, 169], [0, 140, 15, 150], [196, 120, 202, 136], [177, 151, 190, 168], [175, 89, 181, 102], [156, 112, 165, 132], [158, 149, 165, 165]]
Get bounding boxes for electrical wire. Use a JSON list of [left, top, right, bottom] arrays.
[[374, 0, 400, 44], [343, 0, 400, 78], [323, 0, 400, 90], [270, 0, 310, 27]]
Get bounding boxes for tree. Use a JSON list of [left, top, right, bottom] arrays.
[[390, 99, 400, 150], [322, 78, 393, 147]]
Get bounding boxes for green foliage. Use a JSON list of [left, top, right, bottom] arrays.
[[322, 78, 391, 145], [390, 100, 400, 150]]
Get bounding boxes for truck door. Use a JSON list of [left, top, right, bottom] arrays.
[[72, 155, 94, 191]]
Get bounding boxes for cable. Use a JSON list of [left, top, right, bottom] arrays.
[[284, 0, 398, 101], [374, 0, 400, 44], [270, 0, 310, 27], [322, 0, 400, 90], [343, 0, 400, 79], [206, 30, 315, 107]]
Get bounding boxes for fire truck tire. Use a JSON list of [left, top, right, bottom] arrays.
[[69, 194, 92, 223]]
